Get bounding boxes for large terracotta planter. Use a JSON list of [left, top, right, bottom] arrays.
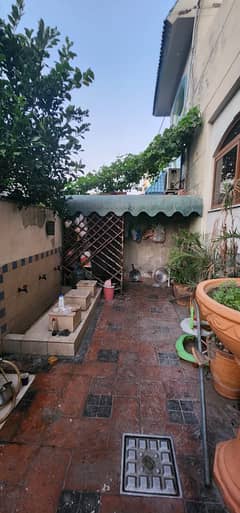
[[210, 348, 240, 399], [196, 279, 240, 512], [196, 278, 240, 361], [214, 438, 240, 513]]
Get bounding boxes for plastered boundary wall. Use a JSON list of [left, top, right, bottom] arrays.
[[0, 201, 62, 335]]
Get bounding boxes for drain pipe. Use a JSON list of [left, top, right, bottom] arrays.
[[193, 299, 211, 487]]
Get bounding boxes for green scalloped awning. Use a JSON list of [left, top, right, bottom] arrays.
[[66, 194, 202, 218]]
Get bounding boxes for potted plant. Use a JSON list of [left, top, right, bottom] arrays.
[[196, 278, 240, 362], [168, 230, 210, 305], [196, 278, 240, 513]]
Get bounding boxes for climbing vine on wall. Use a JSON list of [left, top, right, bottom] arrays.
[[67, 107, 202, 194]]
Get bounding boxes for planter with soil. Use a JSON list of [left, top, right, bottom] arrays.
[[196, 278, 240, 513], [196, 278, 240, 361]]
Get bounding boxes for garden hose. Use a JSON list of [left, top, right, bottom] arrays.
[[175, 334, 197, 363]]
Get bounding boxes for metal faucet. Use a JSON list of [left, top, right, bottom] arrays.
[[39, 274, 47, 280], [18, 285, 28, 293]]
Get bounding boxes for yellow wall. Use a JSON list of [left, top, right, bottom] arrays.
[[0, 201, 62, 335], [0, 201, 61, 264]]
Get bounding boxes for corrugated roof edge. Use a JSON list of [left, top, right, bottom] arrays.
[[152, 0, 179, 116], [152, 19, 171, 116], [66, 194, 203, 218]]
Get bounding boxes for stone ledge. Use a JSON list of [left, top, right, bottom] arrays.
[[3, 288, 101, 357]]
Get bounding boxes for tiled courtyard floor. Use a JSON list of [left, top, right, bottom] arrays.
[[0, 283, 239, 513]]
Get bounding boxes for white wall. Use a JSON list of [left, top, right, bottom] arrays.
[[180, 0, 240, 236], [124, 214, 191, 277]]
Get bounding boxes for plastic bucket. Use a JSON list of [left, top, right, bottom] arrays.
[[103, 285, 114, 301]]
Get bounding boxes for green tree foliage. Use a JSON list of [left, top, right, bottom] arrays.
[[0, 0, 94, 213], [67, 107, 202, 194]]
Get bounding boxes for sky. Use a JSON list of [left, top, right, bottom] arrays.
[[1, 0, 173, 173]]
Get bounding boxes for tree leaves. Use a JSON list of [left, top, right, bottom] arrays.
[[0, 1, 94, 214]]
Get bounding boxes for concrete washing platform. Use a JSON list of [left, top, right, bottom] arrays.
[[3, 284, 101, 357]]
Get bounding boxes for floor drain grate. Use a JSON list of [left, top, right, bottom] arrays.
[[121, 434, 181, 497]]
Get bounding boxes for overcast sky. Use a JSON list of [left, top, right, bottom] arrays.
[[1, 0, 173, 173]]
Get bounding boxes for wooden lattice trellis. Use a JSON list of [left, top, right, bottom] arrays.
[[63, 212, 124, 292]]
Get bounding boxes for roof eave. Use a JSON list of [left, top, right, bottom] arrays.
[[66, 194, 203, 218], [153, 16, 194, 117]]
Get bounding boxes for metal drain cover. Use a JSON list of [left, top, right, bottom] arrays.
[[121, 434, 181, 497]]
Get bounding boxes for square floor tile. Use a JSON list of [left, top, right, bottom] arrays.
[[113, 305, 125, 312], [183, 412, 198, 425], [185, 502, 206, 513], [206, 503, 228, 513], [180, 400, 194, 412], [97, 349, 119, 362], [167, 400, 198, 425], [168, 410, 184, 424], [167, 400, 181, 411], [107, 322, 121, 331], [57, 490, 100, 513], [83, 394, 112, 418], [159, 353, 179, 366], [150, 307, 162, 313]]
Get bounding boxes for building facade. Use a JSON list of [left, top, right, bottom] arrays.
[[153, 0, 240, 237]]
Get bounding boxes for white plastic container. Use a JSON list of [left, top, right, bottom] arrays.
[[58, 294, 65, 311]]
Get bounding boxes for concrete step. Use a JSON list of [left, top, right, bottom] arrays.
[[3, 288, 101, 357]]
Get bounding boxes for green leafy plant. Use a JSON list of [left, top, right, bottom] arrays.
[[211, 281, 240, 311], [0, 0, 94, 213], [67, 107, 202, 194], [168, 230, 211, 286], [210, 180, 240, 277]]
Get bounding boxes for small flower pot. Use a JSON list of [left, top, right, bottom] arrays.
[[210, 348, 240, 399]]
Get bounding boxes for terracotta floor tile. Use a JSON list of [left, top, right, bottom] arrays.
[[113, 380, 139, 397], [79, 361, 118, 378], [164, 379, 198, 399], [58, 374, 91, 417], [48, 362, 77, 375], [0, 283, 232, 513], [16, 446, 71, 513], [0, 444, 38, 485], [43, 416, 111, 450], [65, 449, 121, 494], [0, 408, 25, 442], [100, 495, 185, 513], [116, 363, 138, 381], [111, 397, 140, 427], [90, 375, 116, 395], [12, 390, 61, 444], [0, 483, 23, 513], [140, 380, 165, 397], [34, 370, 72, 391], [140, 401, 167, 426]]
